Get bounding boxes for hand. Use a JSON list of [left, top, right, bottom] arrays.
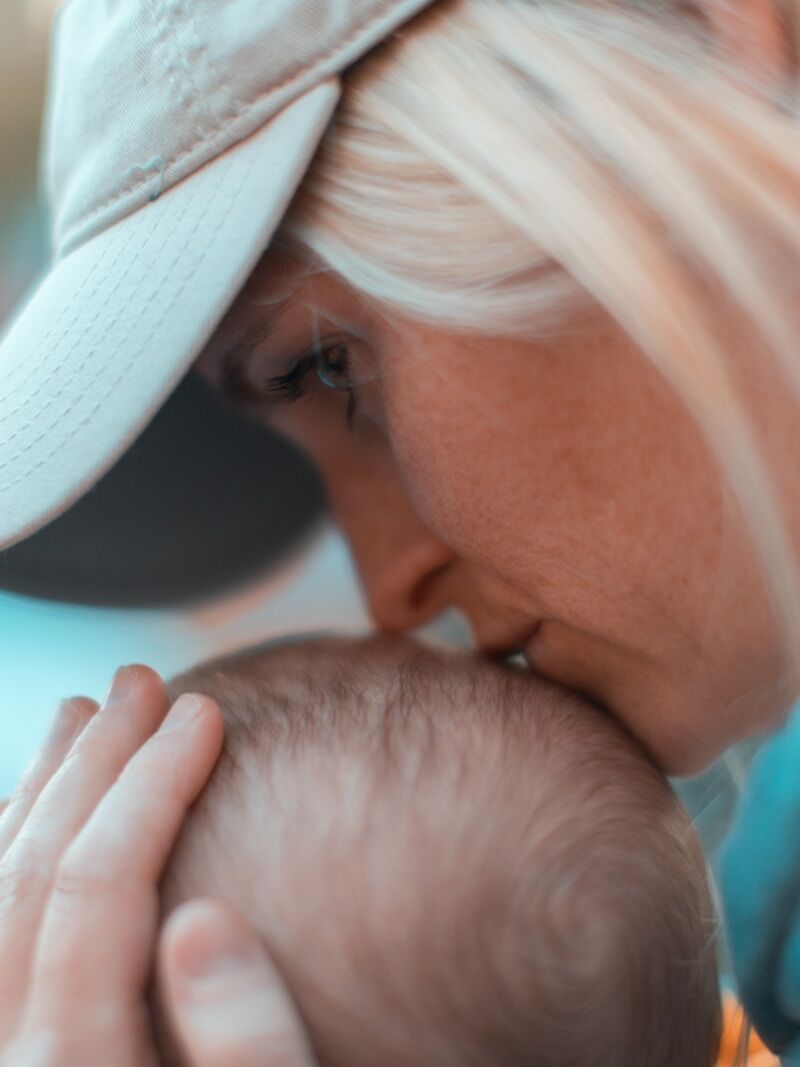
[[0, 665, 317, 1067], [719, 698, 800, 1058], [0, 666, 222, 1066]]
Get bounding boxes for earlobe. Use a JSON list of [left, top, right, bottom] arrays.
[[699, 0, 795, 84]]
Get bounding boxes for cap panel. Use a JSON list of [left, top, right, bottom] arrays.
[[46, 0, 434, 258]]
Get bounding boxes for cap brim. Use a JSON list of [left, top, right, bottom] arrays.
[[0, 78, 340, 551], [0, 371, 327, 607]]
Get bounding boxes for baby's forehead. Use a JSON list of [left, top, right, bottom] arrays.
[[178, 633, 626, 781], [191, 632, 548, 716], [220, 643, 675, 862]]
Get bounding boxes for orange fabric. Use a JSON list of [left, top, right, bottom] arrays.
[[716, 993, 781, 1066]]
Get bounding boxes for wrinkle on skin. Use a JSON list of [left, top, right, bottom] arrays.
[[196, 245, 795, 775]]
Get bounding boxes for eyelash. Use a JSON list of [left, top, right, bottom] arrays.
[[263, 342, 359, 428]]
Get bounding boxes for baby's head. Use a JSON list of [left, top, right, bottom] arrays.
[[157, 634, 721, 1065]]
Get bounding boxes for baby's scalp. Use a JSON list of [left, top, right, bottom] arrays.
[[159, 634, 721, 1066]]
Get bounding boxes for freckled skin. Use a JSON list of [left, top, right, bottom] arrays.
[[196, 246, 796, 775]]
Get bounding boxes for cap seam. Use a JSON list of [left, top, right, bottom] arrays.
[[65, 0, 404, 236], [164, 0, 206, 141]]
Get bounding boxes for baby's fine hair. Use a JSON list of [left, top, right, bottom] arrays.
[[162, 634, 721, 1066]]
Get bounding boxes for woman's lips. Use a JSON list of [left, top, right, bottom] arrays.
[[479, 621, 543, 662], [522, 621, 546, 669]]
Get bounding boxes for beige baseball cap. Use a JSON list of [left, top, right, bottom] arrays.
[[0, 0, 433, 551]]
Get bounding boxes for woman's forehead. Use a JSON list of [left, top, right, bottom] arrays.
[[235, 245, 328, 311]]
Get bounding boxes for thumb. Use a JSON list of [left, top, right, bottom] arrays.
[[158, 898, 317, 1067]]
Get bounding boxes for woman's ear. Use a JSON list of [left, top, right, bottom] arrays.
[[699, 0, 795, 84]]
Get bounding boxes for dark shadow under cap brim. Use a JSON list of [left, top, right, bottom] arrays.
[[0, 372, 326, 608]]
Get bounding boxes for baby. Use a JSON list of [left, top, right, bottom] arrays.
[[154, 633, 722, 1066]]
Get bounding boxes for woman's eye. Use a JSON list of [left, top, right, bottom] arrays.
[[314, 342, 359, 428], [251, 340, 360, 429], [314, 342, 351, 392]]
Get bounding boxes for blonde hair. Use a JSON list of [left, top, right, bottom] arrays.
[[278, 0, 800, 696]]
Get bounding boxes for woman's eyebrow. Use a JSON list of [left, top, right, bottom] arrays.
[[218, 291, 301, 403], [219, 324, 279, 403]]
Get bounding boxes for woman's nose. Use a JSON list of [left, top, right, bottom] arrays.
[[323, 450, 458, 633], [356, 520, 456, 633]]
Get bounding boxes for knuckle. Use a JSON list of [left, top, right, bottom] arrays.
[[59, 730, 103, 770], [10, 774, 41, 811], [61, 725, 114, 768], [54, 835, 145, 903], [0, 842, 48, 907], [52, 850, 115, 901], [61, 725, 127, 773]]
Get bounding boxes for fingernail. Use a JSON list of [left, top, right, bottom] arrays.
[[178, 928, 256, 990], [170, 902, 259, 993], [43, 698, 82, 748], [161, 694, 204, 733], [103, 666, 136, 708], [182, 939, 253, 986]]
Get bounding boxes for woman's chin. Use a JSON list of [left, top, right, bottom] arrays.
[[522, 623, 730, 777]]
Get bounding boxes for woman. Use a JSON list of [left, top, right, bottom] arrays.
[[0, 0, 798, 1062]]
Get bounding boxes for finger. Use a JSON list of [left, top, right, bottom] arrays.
[[0, 666, 169, 1016], [26, 695, 223, 1049], [0, 698, 99, 860], [159, 899, 317, 1067]]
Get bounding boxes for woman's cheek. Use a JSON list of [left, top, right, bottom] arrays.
[[383, 341, 581, 578], [387, 406, 517, 572]]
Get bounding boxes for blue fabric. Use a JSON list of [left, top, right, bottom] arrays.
[[720, 698, 800, 1055]]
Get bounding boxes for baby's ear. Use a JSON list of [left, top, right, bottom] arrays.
[[698, 0, 794, 85]]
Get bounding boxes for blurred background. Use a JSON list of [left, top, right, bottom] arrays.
[[0, 3, 48, 323], [0, 3, 749, 972]]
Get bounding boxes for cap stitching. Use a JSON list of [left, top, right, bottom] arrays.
[[0, 169, 213, 456], [163, 0, 204, 139], [67, 0, 406, 232], [184, 0, 218, 139], [1, 195, 171, 430], [0, 204, 148, 395], [0, 140, 254, 486]]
